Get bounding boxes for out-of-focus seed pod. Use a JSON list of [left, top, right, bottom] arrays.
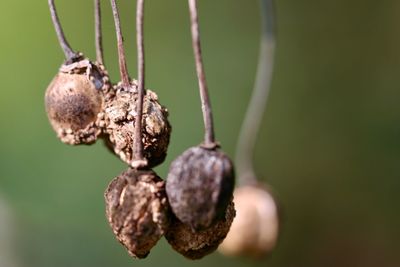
[[102, 81, 171, 168], [165, 201, 235, 260], [45, 56, 111, 145], [104, 168, 170, 259], [218, 185, 280, 258], [166, 146, 235, 231]]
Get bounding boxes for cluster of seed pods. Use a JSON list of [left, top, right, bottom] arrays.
[[45, 0, 170, 166], [45, 0, 237, 260]]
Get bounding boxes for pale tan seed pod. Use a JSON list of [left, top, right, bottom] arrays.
[[102, 81, 171, 168], [218, 185, 280, 258], [165, 201, 235, 260], [104, 168, 170, 259], [45, 56, 111, 145]]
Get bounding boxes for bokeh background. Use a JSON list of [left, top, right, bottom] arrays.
[[1, 0, 399, 266]]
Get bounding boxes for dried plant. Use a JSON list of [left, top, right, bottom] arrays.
[[43, 0, 279, 261]]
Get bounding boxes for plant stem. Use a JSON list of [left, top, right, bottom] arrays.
[[134, 0, 145, 162], [235, 0, 276, 185], [110, 0, 130, 88], [94, 0, 104, 65], [48, 0, 76, 60], [188, 0, 216, 148]]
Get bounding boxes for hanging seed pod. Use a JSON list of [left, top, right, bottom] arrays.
[[104, 0, 171, 168], [165, 0, 234, 234], [165, 200, 235, 260], [45, 56, 111, 145], [105, 168, 170, 259], [104, 0, 171, 259], [102, 81, 171, 168], [218, 185, 280, 258], [166, 146, 234, 231], [45, 0, 111, 145], [220, 0, 280, 259]]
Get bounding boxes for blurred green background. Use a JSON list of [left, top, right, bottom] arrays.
[[1, 0, 400, 266]]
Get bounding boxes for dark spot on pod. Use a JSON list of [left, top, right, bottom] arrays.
[[45, 58, 111, 145]]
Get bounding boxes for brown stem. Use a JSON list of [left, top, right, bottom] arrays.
[[110, 0, 130, 88], [235, 0, 276, 186], [94, 0, 104, 65], [48, 0, 76, 60], [188, 0, 216, 148], [134, 0, 145, 162]]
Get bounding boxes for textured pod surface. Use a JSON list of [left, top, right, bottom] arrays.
[[102, 81, 171, 168], [165, 201, 235, 260], [166, 146, 235, 230], [218, 185, 280, 258], [45, 58, 111, 145], [104, 168, 170, 259]]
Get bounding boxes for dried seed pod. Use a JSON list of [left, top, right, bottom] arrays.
[[165, 201, 235, 260], [166, 146, 235, 231], [218, 185, 280, 258], [104, 168, 170, 259], [102, 81, 171, 168], [45, 56, 111, 145]]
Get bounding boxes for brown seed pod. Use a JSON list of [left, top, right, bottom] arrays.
[[102, 81, 171, 168], [104, 168, 170, 259], [218, 185, 280, 258], [165, 200, 235, 260], [166, 146, 235, 231], [45, 55, 111, 145]]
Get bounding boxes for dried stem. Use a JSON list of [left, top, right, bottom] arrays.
[[134, 0, 145, 162], [94, 0, 104, 65], [48, 0, 76, 60], [110, 0, 130, 88], [188, 0, 216, 148], [235, 0, 276, 185]]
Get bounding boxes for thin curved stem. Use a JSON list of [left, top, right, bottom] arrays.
[[95, 0, 104, 65], [134, 0, 145, 162], [235, 0, 276, 185], [188, 0, 216, 148], [48, 0, 76, 60], [110, 0, 130, 88]]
